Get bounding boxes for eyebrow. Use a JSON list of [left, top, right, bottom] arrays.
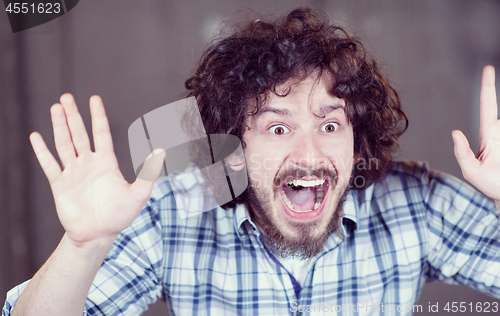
[[257, 103, 345, 119], [312, 104, 345, 118], [257, 106, 292, 118]]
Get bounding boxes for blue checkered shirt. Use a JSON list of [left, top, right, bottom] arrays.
[[3, 161, 500, 315]]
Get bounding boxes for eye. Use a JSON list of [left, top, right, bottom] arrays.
[[269, 124, 290, 135], [320, 122, 339, 133]]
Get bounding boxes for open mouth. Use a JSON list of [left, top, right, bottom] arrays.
[[279, 178, 329, 219]]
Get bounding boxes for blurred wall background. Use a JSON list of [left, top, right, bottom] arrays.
[[1, 0, 499, 315]]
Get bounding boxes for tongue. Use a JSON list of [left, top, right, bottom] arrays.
[[283, 186, 316, 211]]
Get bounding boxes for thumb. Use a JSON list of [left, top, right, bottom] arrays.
[[452, 130, 479, 180], [132, 148, 166, 193]]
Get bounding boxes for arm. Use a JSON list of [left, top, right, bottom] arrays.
[[453, 65, 500, 208], [11, 94, 164, 316]]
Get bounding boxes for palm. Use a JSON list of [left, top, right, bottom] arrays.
[[51, 153, 139, 243], [31, 94, 164, 245], [453, 65, 500, 205]]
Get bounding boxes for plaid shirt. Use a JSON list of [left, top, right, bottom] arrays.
[[3, 161, 500, 315]]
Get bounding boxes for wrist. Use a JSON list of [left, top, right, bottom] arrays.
[[11, 234, 117, 316], [59, 233, 117, 261]]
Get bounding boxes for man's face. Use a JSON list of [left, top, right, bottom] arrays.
[[242, 73, 355, 259]]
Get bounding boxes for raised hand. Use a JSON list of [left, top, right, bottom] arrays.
[[452, 65, 500, 207], [30, 94, 165, 246]]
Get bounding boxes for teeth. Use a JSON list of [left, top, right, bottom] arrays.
[[315, 185, 324, 203], [287, 179, 325, 188], [281, 190, 294, 210], [293, 209, 314, 213]]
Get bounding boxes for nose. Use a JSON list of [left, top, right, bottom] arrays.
[[288, 131, 327, 170]]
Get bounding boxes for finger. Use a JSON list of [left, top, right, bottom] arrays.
[[30, 132, 62, 184], [452, 130, 480, 181], [89, 95, 114, 154], [51, 103, 76, 167], [132, 149, 166, 195], [60, 93, 91, 155], [479, 66, 498, 139]]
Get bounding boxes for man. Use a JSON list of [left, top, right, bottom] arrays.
[[3, 7, 500, 315]]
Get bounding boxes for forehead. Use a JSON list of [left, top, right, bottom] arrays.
[[255, 72, 345, 119]]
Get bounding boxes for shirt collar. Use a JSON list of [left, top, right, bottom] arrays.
[[341, 190, 358, 232], [234, 202, 258, 237]]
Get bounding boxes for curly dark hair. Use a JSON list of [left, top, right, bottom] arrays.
[[184, 7, 408, 206]]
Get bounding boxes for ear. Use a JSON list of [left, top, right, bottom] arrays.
[[354, 153, 361, 164], [226, 153, 245, 171], [354, 153, 363, 165]]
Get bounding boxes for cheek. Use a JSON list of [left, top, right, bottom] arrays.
[[244, 152, 270, 177], [327, 140, 355, 183], [244, 150, 286, 188], [328, 137, 355, 160], [244, 152, 261, 184]]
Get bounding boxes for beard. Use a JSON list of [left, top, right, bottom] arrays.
[[246, 166, 352, 260]]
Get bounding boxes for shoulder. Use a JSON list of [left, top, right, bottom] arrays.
[[385, 160, 431, 185], [372, 160, 470, 197], [355, 160, 457, 219], [367, 160, 431, 202], [364, 160, 496, 218], [135, 176, 239, 236]]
